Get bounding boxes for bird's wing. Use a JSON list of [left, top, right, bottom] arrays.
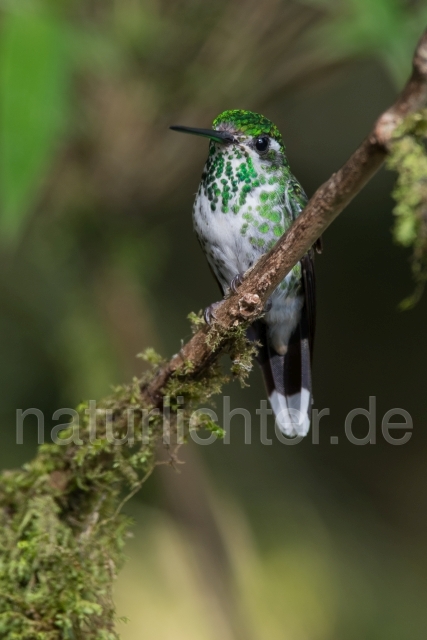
[[285, 175, 318, 362], [301, 249, 316, 364]]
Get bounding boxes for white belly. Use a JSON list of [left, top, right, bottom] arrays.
[[193, 190, 266, 291]]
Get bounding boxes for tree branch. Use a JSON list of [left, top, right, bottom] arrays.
[[143, 29, 427, 407]]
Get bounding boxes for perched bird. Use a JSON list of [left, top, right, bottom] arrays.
[[171, 110, 318, 437]]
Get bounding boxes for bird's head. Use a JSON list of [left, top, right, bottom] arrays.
[[170, 109, 286, 166]]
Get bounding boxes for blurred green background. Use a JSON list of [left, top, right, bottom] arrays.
[[1, 1, 427, 638]]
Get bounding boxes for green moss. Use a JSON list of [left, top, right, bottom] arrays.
[[138, 347, 164, 366], [386, 109, 427, 308], [205, 318, 258, 387], [187, 310, 206, 334], [0, 380, 155, 639]]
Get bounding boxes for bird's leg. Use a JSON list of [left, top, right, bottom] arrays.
[[203, 301, 222, 325], [229, 272, 245, 294]]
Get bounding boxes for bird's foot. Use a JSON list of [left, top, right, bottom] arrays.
[[264, 298, 272, 313], [230, 272, 245, 294], [203, 301, 222, 326]]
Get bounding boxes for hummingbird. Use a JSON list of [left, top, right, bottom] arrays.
[[171, 109, 318, 437]]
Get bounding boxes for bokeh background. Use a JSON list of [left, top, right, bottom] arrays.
[[1, 1, 427, 638]]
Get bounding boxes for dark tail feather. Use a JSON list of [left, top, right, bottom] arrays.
[[248, 314, 312, 437]]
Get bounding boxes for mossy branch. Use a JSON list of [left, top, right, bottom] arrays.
[[1, 29, 427, 640]]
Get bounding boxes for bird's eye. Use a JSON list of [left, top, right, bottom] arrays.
[[255, 136, 269, 153]]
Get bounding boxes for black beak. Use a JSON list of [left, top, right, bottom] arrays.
[[170, 125, 235, 144]]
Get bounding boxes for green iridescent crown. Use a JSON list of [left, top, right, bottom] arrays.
[[212, 109, 284, 147]]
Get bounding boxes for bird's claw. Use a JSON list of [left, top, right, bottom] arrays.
[[230, 272, 245, 294], [203, 301, 222, 326]]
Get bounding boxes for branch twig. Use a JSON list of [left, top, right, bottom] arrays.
[[143, 29, 427, 407]]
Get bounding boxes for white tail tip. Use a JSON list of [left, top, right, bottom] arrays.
[[270, 388, 311, 437]]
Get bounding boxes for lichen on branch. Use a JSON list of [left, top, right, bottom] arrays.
[[386, 109, 427, 308]]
